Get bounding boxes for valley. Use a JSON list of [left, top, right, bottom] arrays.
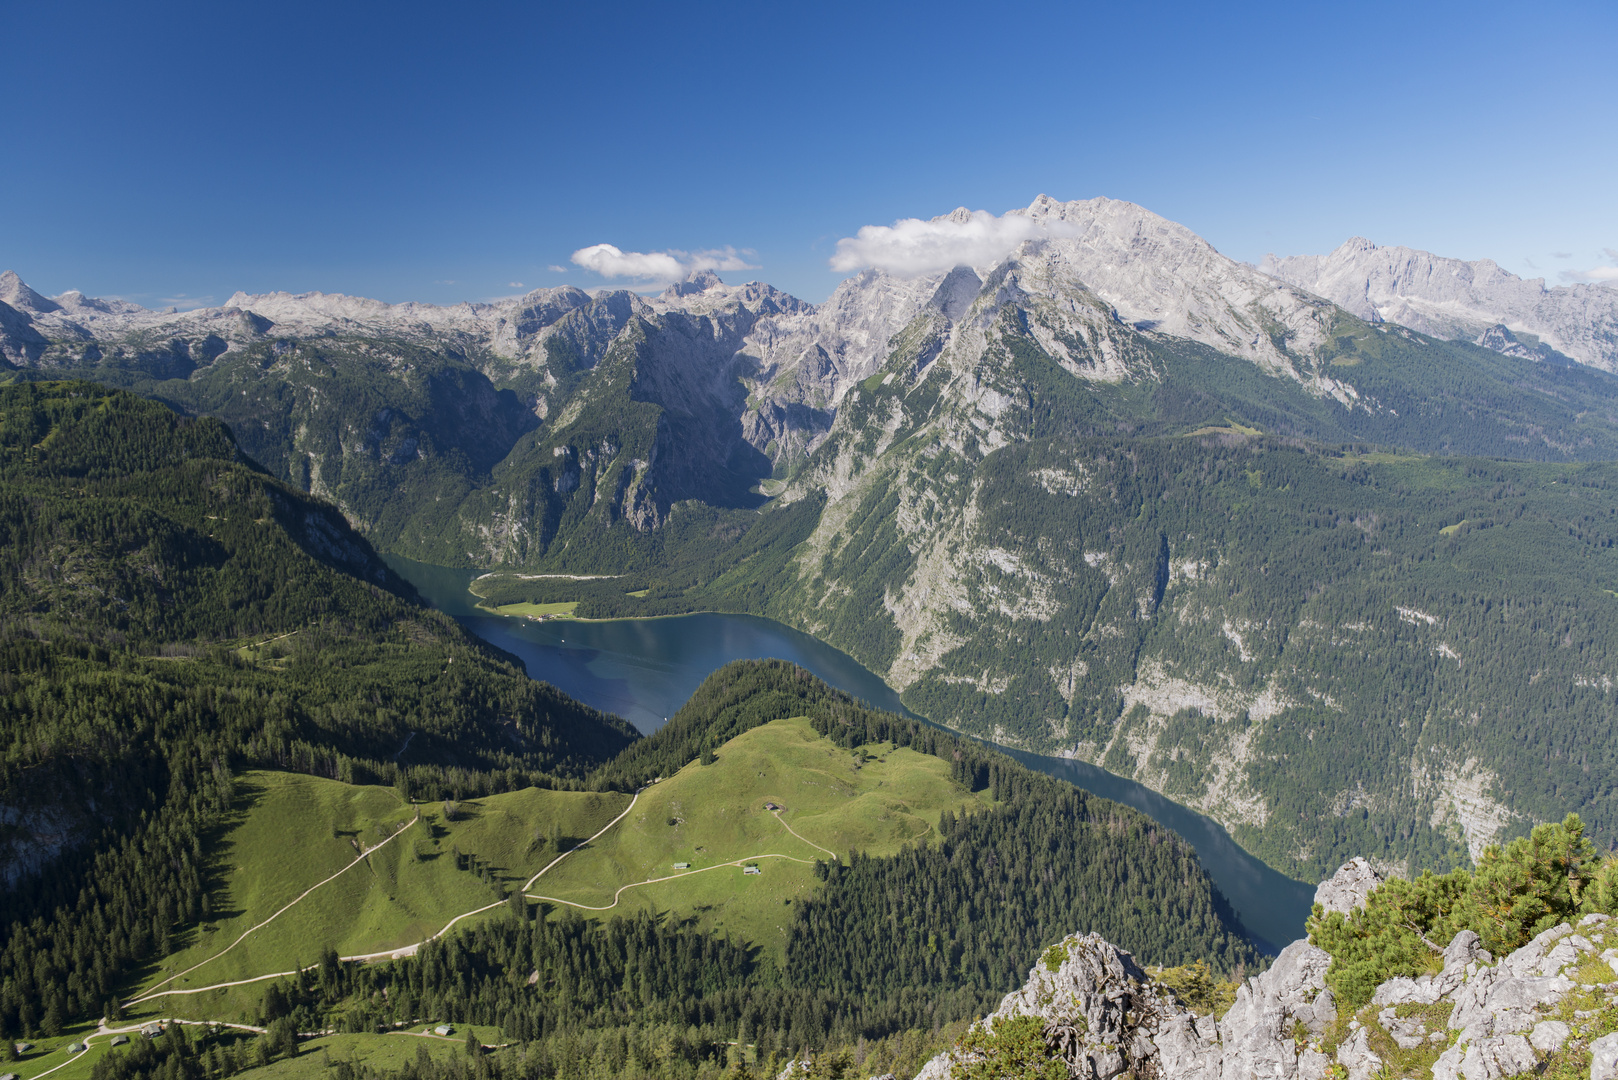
[[7, 197, 1617, 889], [0, 383, 1260, 1080], [6, 196, 1618, 1080]]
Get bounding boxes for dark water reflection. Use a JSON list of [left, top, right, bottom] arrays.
[[388, 555, 1315, 950]]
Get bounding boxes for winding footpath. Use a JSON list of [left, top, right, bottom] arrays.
[[524, 805, 838, 912], [770, 808, 838, 860], [528, 853, 817, 912], [129, 820, 416, 1005], [22, 1020, 268, 1080], [127, 789, 646, 1006], [83, 785, 840, 1076]]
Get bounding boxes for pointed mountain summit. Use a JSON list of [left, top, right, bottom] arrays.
[[0, 270, 61, 314], [660, 268, 725, 300]]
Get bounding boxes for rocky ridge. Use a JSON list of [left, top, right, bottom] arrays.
[[908, 859, 1618, 1080], [0, 195, 1422, 473], [1261, 238, 1618, 373]]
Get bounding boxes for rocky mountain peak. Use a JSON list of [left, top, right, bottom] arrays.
[[925, 265, 982, 323], [1313, 856, 1383, 915], [660, 268, 725, 300], [0, 271, 61, 314]]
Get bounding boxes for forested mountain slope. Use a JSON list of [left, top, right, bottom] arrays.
[[735, 262, 1618, 882], [478, 265, 1618, 884], [0, 381, 636, 1032]]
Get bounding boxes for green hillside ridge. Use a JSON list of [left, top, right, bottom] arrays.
[[1, 653, 1266, 1080], [534, 716, 991, 953], [125, 772, 630, 1021], [105, 718, 987, 1027], [114, 660, 1254, 1080], [111, 705, 1222, 1030]]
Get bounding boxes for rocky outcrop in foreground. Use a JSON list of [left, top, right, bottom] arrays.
[[915, 859, 1618, 1080]]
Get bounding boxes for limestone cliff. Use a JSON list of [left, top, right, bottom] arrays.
[[911, 860, 1618, 1080]]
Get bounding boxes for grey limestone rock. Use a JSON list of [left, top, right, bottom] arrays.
[[1295, 1047, 1332, 1080], [1334, 1025, 1383, 1080], [1262, 237, 1618, 373], [1501, 922, 1576, 978], [1429, 1034, 1536, 1080], [916, 932, 1221, 1080], [1374, 930, 1490, 1008], [1528, 1019, 1569, 1052], [1447, 962, 1573, 1041], [1593, 1032, 1618, 1080], [1379, 1006, 1431, 1049], [1314, 858, 1383, 916], [919, 913, 1614, 1080]]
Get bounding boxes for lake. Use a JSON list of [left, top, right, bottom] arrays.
[[388, 555, 1317, 951]]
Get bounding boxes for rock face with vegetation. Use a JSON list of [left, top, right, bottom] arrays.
[[924, 818, 1618, 1080]]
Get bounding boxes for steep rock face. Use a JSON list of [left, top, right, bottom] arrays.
[[919, 861, 1618, 1080], [1262, 237, 1618, 373], [1315, 857, 1383, 915], [1010, 195, 1337, 377], [0, 300, 49, 366], [758, 229, 1618, 878], [0, 270, 784, 564]]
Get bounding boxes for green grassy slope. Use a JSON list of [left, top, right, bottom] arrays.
[[538, 717, 990, 952], [2, 1025, 509, 1080], [95, 662, 1258, 1080], [123, 772, 629, 1022], [118, 718, 984, 1019]]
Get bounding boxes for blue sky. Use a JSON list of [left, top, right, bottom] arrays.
[[6, 0, 1615, 306]]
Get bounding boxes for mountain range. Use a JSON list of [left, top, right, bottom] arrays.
[[4, 195, 1618, 884], [1261, 237, 1618, 371]]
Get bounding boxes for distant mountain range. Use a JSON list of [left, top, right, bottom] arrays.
[[1260, 237, 1618, 372], [5, 196, 1618, 882]]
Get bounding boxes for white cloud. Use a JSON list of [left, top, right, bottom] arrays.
[[158, 293, 215, 311], [508, 281, 525, 289], [1605, 248, 1618, 260], [569, 244, 758, 283], [829, 208, 1078, 277], [1561, 266, 1618, 285], [547, 265, 567, 273]]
